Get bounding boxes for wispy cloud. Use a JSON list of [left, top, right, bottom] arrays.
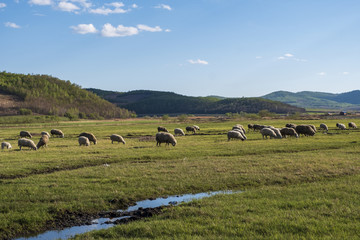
[[277, 53, 307, 62], [342, 72, 349, 75], [89, 2, 128, 15], [155, 4, 171, 11], [137, 24, 162, 32], [317, 72, 326, 76], [188, 59, 209, 65], [5, 22, 21, 28], [0, 3, 6, 8], [132, 4, 138, 8], [58, 1, 80, 12], [28, 0, 52, 5], [70, 23, 97, 34], [101, 23, 139, 37], [255, 56, 263, 59]]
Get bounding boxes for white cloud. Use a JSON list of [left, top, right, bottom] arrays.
[[89, 6, 127, 15], [277, 53, 307, 62], [318, 72, 326, 76], [0, 3, 6, 8], [5, 22, 21, 28], [70, 0, 92, 8], [101, 23, 138, 37], [188, 59, 208, 65], [165, 29, 171, 32], [137, 24, 162, 32], [71, 23, 97, 34], [106, 2, 124, 8], [58, 1, 80, 12], [255, 56, 263, 59], [343, 72, 349, 75], [132, 4, 138, 8], [28, 0, 52, 5], [155, 4, 171, 11]]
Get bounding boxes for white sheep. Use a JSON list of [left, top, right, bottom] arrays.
[[110, 134, 126, 144], [193, 125, 200, 131], [336, 123, 346, 130], [319, 123, 328, 131], [227, 130, 245, 141], [18, 138, 37, 150], [348, 122, 357, 129], [260, 128, 278, 139], [268, 127, 282, 139], [174, 128, 185, 136], [1, 142, 12, 149], [78, 136, 90, 146], [156, 132, 177, 146], [231, 128, 247, 140], [41, 131, 51, 138]]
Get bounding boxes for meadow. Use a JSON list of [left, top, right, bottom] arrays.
[[0, 117, 359, 239]]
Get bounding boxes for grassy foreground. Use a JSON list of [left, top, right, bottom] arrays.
[[0, 118, 359, 239]]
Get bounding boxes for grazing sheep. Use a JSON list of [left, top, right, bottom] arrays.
[[174, 128, 185, 136], [308, 124, 317, 132], [227, 130, 245, 141], [232, 128, 247, 139], [1, 142, 12, 149], [248, 124, 254, 131], [186, 126, 196, 134], [20, 131, 32, 138], [319, 123, 328, 131], [78, 136, 90, 146], [260, 128, 278, 139], [286, 123, 297, 129], [193, 125, 200, 131], [253, 124, 262, 131], [51, 129, 64, 138], [110, 134, 126, 144], [18, 138, 37, 150], [268, 127, 282, 139], [79, 132, 97, 145], [157, 126, 169, 132], [156, 132, 177, 146], [349, 122, 357, 129], [295, 125, 316, 136], [336, 123, 346, 130], [41, 131, 51, 138], [280, 127, 299, 138], [233, 124, 246, 134], [37, 135, 49, 149]]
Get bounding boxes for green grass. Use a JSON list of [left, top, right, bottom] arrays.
[[0, 118, 359, 239]]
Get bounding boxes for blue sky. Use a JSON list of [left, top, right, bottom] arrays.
[[1, 0, 359, 97]]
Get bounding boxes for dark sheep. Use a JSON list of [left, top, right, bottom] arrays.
[[157, 126, 169, 132], [79, 132, 97, 145]]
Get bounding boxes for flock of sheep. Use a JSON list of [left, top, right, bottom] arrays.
[[0, 122, 357, 150]]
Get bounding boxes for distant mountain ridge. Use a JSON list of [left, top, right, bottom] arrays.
[[87, 88, 305, 115], [262, 90, 360, 110]]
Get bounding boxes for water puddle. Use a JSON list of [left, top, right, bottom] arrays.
[[16, 190, 240, 240]]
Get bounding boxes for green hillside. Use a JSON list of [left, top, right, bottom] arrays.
[[87, 89, 305, 115], [0, 72, 134, 118], [262, 90, 360, 110]]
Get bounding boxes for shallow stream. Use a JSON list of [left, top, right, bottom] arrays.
[[17, 190, 241, 240]]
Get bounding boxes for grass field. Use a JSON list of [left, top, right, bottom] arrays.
[[0, 118, 359, 239]]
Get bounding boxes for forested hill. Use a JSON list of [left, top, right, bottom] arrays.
[[87, 89, 305, 114], [262, 90, 360, 110], [0, 72, 133, 118]]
